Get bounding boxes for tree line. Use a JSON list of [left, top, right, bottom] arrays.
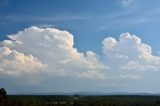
[[1, 88, 160, 106]]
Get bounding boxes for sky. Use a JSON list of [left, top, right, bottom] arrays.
[[1, 0, 160, 94]]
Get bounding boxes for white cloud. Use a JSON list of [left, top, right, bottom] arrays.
[[119, 0, 134, 7], [119, 74, 140, 80], [37, 24, 55, 28], [0, 26, 107, 79], [2, 26, 160, 93], [1, 26, 160, 83], [103, 32, 160, 72], [0, 46, 47, 76]]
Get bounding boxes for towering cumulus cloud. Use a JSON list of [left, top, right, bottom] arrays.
[[0, 26, 106, 79], [1, 26, 160, 93], [0, 46, 47, 76], [1, 26, 160, 90], [103, 32, 160, 71]]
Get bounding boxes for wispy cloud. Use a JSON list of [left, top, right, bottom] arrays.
[[37, 24, 56, 28], [119, 0, 134, 7], [1, 15, 89, 22]]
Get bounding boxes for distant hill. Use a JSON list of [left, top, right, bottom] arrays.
[[10, 91, 160, 96]]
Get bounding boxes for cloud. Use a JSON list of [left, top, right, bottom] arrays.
[[0, 26, 107, 79], [119, 74, 140, 80], [1, 27, 160, 81], [1, 15, 89, 23], [1, 27, 160, 93], [37, 24, 56, 28], [119, 0, 134, 7], [0, 46, 47, 76], [103, 32, 160, 71]]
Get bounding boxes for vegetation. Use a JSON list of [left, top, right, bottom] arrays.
[[6, 95, 160, 106], [0, 88, 7, 106], [1, 88, 160, 106]]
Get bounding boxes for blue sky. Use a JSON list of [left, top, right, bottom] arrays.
[[1, 0, 160, 94], [1, 0, 160, 55]]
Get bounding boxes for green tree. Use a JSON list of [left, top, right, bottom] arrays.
[[0, 88, 7, 106]]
